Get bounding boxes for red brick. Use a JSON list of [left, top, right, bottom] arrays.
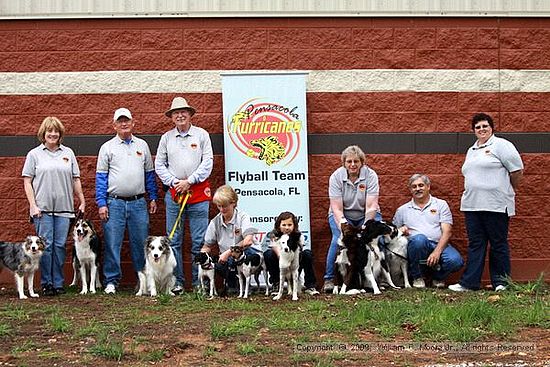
[[368, 154, 395, 174], [203, 50, 246, 69], [142, 29, 183, 50], [394, 28, 436, 49], [309, 28, 352, 49], [192, 113, 222, 134], [500, 112, 550, 132], [0, 115, 17, 135], [0, 157, 18, 177], [0, 178, 22, 199], [477, 28, 499, 48], [245, 49, 288, 70], [200, 93, 223, 114], [160, 50, 203, 70], [499, 28, 550, 49], [331, 49, 373, 69], [416, 93, 459, 112], [437, 28, 478, 49], [516, 195, 550, 217], [458, 49, 499, 69], [372, 49, 415, 69], [226, 29, 268, 50], [57, 30, 101, 51], [372, 92, 416, 112], [268, 29, 311, 49], [353, 28, 393, 49], [522, 154, 550, 175], [17, 31, 59, 51], [457, 93, 500, 112], [436, 113, 480, 132], [288, 50, 331, 70], [394, 113, 437, 132], [99, 30, 141, 50], [0, 31, 16, 51], [437, 154, 464, 174], [518, 175, 550, 195], [500, 49, 550, 69], [183, 29, 228, 49], [501, 93, 550, 112], [308, 112, 354, 133]]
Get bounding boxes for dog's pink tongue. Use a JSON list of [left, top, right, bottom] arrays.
[[78, 235, 84, 242]]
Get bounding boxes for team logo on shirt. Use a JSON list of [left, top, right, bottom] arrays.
[[430, 209, 437, 215], [227, 98, 303, 167], [62, 157, 69, 163], [234, 228, 241, 236], [485, 149, 491, 154], [136, 151, 143, 156], [191, 143, 198, 150], [358, 183, 366, 192]]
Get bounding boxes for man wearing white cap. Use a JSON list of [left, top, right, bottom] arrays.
[[155, 97, 213, 294], [96, 108, 158, 294]]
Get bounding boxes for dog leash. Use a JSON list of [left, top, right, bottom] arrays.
[[168, 191, 191, 240]]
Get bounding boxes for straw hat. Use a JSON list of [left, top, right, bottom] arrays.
[[165, 97, 196, 117]]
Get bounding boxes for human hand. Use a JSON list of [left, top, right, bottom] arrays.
[[98, 206, 109, 221]]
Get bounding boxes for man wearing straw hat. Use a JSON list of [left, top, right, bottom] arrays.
[[155, 97, 213, 294]]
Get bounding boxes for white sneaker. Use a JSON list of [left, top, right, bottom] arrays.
[[104, 284, 116, 294], [432, 280, 445, 289], [448, 283, 471, 292], [495, 285, 507, 292], [304, 287, 320, 296], [412, 278, 426, 288]]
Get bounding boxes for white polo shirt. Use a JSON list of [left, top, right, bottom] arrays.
[[204, 207, 261, 253], [328, 165, 380, 221], [393, 195, 452, 243], [96, 135, 154, 197], [460, 135, 523, 216]]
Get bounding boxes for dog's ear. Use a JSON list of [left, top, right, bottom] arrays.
[[160, 236, 172, 248]]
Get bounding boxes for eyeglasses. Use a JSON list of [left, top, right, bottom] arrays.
[[474, 124, 490, 130]]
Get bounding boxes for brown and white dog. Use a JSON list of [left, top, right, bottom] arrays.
[[0, 236, 45, 299], [230, 246, 269, 299], [136, 236, 177, 297], [70, 218, 101, 294], [272, 232, 302, 301], [333, 221, 364, 295]]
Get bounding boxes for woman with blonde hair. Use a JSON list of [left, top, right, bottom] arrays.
[[22, 117, 85, 296]]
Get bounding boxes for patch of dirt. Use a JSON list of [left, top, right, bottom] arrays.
[[0, 288, 548, 367]]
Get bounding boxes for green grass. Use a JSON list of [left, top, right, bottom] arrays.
[[210, 315, 260, 339], [1, 276, 548, 365], [48, 313, 71, 333]]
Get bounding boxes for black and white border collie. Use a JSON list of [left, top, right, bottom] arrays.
[[272, 232, 302, 301], [70, 218, 101, 294], [384, 223, 411, 288], [333, 220, 364, 295], [360, 220, 400, 295], [230, 246, 269, 299], [0, 236, 45, 299], [136, 236, 177, 297], [193, 252, 218, 299]]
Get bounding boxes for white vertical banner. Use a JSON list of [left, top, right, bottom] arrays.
[[221, 72, 311, 249]]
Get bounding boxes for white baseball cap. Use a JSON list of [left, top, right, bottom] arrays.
[[113, 107, 132, 121]]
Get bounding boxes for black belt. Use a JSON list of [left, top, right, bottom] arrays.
[[109, 193, 145, 201]]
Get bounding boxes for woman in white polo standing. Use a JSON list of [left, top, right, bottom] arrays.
[[22, 116, 85, 296]]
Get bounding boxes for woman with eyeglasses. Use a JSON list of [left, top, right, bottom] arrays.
[[449, 113, 524, 292]]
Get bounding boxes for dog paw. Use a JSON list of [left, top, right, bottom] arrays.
[[373, 290, 382, 295], [90, 289, 96, 294], [30, 293, 39, 298], [135, 292, 142, 296], [169, 291, 175, 296], [19, 295, 28, 300], [272, 295, 281, 301], [150, 292, 157, 297], [80, 290, 88, 295], [292, 296, 298, 301]]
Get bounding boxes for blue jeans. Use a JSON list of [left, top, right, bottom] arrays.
[[34, 214, 70, 288], [460, 211, 510, 289], [407, 234, 464, 281], [165, 191, 209, 287], [324, 213, 382, 281], [102, 197, 149, 287]]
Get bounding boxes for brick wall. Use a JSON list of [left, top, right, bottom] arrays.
[[0, 17, 549, 286]]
